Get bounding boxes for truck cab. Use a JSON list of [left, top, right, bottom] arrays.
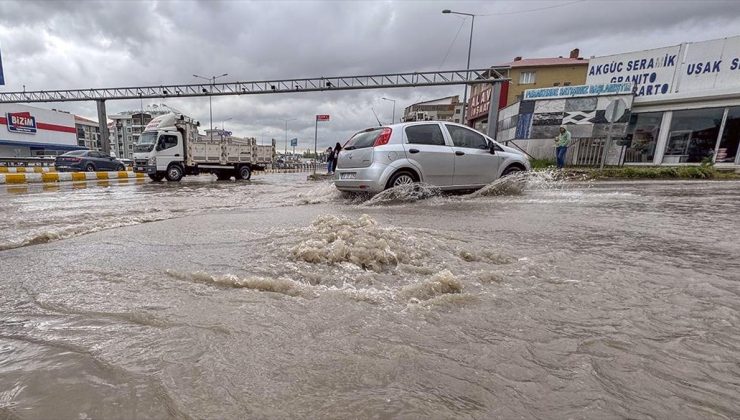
[[133, 114, 188, 181]]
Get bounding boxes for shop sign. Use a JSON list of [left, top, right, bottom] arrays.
[[6, 112, 37, 134], [468, 85, 492, 120], [523, 83, 633, 100], [677, 35, 740, 93], [586, 45, 681, 97]]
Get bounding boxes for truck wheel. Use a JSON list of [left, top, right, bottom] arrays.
[[236, 166, 251, 180], [148, 173, 165, 182], [166, 165, 183, 182]]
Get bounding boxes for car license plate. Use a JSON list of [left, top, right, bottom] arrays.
[[137, 166, 145, 171], [340, 172, 356, 179]]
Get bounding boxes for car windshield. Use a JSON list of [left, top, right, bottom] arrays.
[[344, 128, 384, 150]]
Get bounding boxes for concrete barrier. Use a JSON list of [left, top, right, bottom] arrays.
[[0, 171, 146, 184], [0, 166, 54, 173]]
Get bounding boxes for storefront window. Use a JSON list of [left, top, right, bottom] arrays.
[[663, 108, 724, 163], [624, 112, 663, 163], [717, 107, 740, 163]]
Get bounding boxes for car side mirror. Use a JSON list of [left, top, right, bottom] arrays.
[[489, 143, 496, 154]]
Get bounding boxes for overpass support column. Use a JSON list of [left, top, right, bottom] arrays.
[[96, 100, 110, 155], [486, 82, 503, 139]]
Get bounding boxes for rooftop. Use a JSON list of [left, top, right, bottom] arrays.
[[74, 115, 98, 125], [501, 57, 589, 68]]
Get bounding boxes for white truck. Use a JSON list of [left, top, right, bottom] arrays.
[[132, 113, 274, 182]]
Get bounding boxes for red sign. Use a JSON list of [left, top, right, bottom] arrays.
[[6, 112, 37, 134], [316, 114, 330, 121]]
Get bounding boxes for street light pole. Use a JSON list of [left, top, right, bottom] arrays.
[[221, 117, 232, 141], [282, 118, 296, 156], [381, 97, 396, 124], [442, 9, 476, 125], [193, 73, 228, 140]]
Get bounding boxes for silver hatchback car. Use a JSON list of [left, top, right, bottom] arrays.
[[334, 121, 530, 193]]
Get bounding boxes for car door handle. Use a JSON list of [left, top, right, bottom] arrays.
[[174, 154, 180, 157], [455, 151, 465, 156], [409, 149, 420, 154]]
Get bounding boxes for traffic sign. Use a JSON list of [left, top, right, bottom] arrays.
[[316, 114, 330, 121], [290, 138, 298, 147], [605, 99, 626, 123]]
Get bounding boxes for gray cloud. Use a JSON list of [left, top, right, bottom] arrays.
[[1, 0, 739, 149]]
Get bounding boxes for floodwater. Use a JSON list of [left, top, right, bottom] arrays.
[[1, 173, 739, 419]]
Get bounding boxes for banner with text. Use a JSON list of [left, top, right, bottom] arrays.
[[586, 45, 681, 98], [677, 36, 740, 93]]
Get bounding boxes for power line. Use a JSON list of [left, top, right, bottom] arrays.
[[478, 0, 587, 16], [438, 17, 468, 69]]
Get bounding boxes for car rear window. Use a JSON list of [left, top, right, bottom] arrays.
[[63, 150, 88, 156], [344, 128, 385, 150]]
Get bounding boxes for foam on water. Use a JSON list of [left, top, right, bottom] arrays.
[[289, 214, 429, 272], [165, 270, 310, 297], [399, 269, 463, 301]]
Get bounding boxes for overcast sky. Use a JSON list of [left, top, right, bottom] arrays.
[[1, 0, 740, 150]]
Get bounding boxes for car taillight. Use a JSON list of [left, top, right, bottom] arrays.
[[373, 127, 392, 147]]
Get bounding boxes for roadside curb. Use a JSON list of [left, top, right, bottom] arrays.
[[0, 171, 147, 184]]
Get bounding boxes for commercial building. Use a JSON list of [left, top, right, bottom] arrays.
[[402, 96, 463, 123], [498, 35, 740, 167], [0, 103, 83, 157], [467, 49, 589, 132], [74, 115, 101, 151]]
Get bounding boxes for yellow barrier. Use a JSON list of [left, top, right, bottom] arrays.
[[0, 171, 146, 185]]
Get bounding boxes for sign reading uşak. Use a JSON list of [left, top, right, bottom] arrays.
[[677, 35, 740, 93]]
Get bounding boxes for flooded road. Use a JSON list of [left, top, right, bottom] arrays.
[[1, 174, 739, 419]]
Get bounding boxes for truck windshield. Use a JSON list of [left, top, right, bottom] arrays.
[[138, 132, 157, 145], [135, 132, 157, 153]]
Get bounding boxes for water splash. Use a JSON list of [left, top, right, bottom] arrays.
[[363, 183, 442, 206], [289, 214, 428, 272]]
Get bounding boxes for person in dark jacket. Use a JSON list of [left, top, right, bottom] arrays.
[[326, 147, 335, 174], [331, 142, 342, 173]]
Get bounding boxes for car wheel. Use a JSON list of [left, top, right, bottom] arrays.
[[148, 173, 165, 182], [116, 164, 125, 171], [236, 166, 251, 180], [165, 165, 183, 182], [502, 166, 524, 177], [85, 163, 96, 172], [387, 170, 417, 189]]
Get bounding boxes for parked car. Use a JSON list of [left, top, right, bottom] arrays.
[[333, 121, 530, 193], [54, 150, 126, 172]]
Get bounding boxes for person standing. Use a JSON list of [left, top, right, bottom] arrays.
[[326, 146, 335, 174], [554, 125, 572, 169], [331, 142, 342, 173]]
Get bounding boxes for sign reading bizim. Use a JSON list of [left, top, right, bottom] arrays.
[[6, 112, 37, 134], [524, 83, 633, 100]]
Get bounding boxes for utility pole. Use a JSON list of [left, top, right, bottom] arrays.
[[381, 97, 396, 124], [282, 118, 296, 157], [442, 9, 476, 125], [193, 73, 228, 140]]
